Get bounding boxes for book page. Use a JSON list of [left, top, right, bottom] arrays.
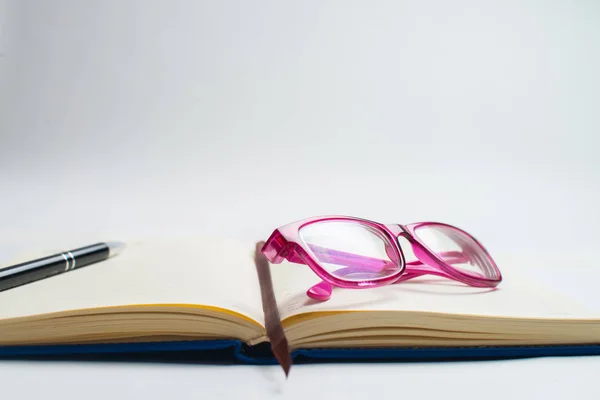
[[0, 237, 265, 327], [271, 252, 600, 322]]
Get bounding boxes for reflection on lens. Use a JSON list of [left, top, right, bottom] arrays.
[[299, 220, 401, 281], [414, 224, 498, 280]]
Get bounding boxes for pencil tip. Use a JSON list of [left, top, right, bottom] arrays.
[[279, 352, 292, 378]]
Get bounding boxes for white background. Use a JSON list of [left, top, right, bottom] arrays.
[[1, 0, 600, 398]]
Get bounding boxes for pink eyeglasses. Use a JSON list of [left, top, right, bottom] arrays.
[[261, 216, 502, 301]]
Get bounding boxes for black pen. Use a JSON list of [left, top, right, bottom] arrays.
[[0, 242, 125, 292]]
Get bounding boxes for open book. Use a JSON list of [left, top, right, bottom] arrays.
[[1, 237, 600, 365]]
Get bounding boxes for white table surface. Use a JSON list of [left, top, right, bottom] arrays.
[[2, 1, 600, 398]]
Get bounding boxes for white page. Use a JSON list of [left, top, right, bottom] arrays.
[[0, 237, 265, 326]]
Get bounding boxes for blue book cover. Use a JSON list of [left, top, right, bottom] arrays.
[[2, 340, 600, 366]]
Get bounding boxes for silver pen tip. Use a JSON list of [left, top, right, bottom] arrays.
[[106, 241, 126, 257]]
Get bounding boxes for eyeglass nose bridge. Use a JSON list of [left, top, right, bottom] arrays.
[[396, 228, 443, 263]]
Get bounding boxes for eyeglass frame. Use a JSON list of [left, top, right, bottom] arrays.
[[261, 215, 502, 301]]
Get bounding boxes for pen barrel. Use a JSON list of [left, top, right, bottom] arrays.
[[0, 254, 71, 292], [0, 243, 110, 292], [70, 243, 110, 269]]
